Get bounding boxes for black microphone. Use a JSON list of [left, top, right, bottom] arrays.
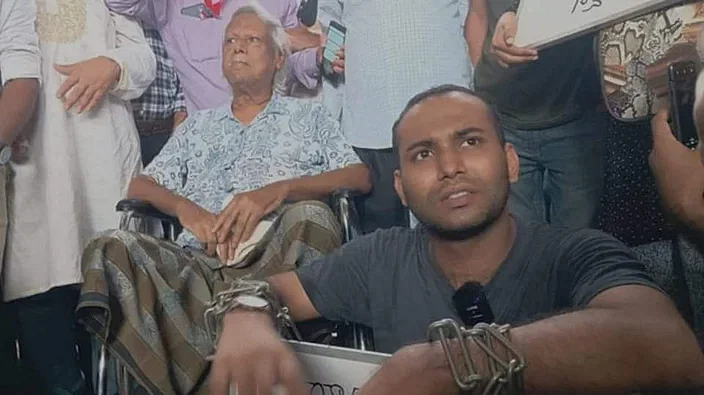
[[297, 0, 318, 27], [452, 281, 494, 326]]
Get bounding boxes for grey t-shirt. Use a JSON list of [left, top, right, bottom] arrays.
[[296, 217, 660, 354]]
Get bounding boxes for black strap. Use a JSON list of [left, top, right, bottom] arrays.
[[671, 236, 695, 327]]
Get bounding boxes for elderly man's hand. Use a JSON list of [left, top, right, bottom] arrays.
[[176, 200, 219, 255], [490, 12, 538, 68], [55, 56, 121, 113], [212, 182, 289, 256]]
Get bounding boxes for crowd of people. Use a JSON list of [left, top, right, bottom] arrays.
[[0, 0, 703, 394]]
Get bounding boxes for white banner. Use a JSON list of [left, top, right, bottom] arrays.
[[514, 0, 681, 49], [290, 341, 390, 395]]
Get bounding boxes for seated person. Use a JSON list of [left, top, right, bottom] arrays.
[[209, 85, 704, 395], [76, 6, 369, 394]]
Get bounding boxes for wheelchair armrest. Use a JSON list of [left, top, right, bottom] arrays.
[[329, 188, 363, 243], [115, 199, 179, 224]]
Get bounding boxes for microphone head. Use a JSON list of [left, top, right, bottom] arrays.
[[297, 0, 318, 27], [452, 281, 495, 326]]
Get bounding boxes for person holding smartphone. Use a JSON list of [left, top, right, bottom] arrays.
[[318, 0, 472, 234]]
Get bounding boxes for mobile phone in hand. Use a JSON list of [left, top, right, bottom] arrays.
[[668, 61, 700, 149], [322, 21, 346, 81]]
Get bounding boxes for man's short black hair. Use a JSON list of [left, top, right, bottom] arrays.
[[391, 84, 504, 161]]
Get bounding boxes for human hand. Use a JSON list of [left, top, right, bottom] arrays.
[[286, 25, 321, 53], [176, 200, 219, 255], [55, 56, 121, 113], [490, 12, 538, 68], [173, 111, 188, 129], [212, 182, 289, 256], [209, 310, 308, 395], [317, 34, 345, 75]]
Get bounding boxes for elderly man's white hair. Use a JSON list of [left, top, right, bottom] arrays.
[[228, 1, 291, 93]]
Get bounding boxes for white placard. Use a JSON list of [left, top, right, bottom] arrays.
[[514, 0, 681, 49], [290, 341, 390, 395]]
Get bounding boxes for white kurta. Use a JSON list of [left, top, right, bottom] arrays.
[[2, 0, 156, 301]]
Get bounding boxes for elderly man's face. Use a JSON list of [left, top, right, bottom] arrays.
[[222, 12, 282, 89]]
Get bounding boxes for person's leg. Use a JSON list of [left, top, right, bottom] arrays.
[[352, 148, 408, 233], [11, 285, 88, 395], [542, 110, 608, 228], [502, 124, 546, 223]]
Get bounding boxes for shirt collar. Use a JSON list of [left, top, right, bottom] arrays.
[[213, 92, 286, 121]]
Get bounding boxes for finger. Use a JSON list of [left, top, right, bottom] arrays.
[[82, 88, 106, 113], [53, 63, 75, 76], [56, 75, 80, 99], [502, 18, 517, 46], [63, 83, 89, 111], [229, 211, 253, 256], [254, 362, 278, 395], [495, 44, 538, 58], [234, 366, 257, 395], [496, 51, 537, 67], [235, 213, 258, 255], [213, 198, 238, 234], [76, 86, 98, 113], [205, 241, 217, 257], [279, 354, 308, 395], [215, 207, 241, 243], [209, 358, 232, 395]]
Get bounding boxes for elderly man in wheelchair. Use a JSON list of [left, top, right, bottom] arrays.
[[76, 5, 371, 394]]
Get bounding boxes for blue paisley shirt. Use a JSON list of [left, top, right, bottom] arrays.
[[144, 94, 362, 248]]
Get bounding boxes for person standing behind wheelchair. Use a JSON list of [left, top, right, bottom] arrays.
[[1, 1, 156, 393], [0, 0, 40, 392]]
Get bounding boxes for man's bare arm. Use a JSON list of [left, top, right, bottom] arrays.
[[0, 78, 38, 144], [268, 271, 321, 322], [126, 175, 193, 218], [361, 285, 704, 395], [466, 0, 489, 65], [277, 164, 371, 202]]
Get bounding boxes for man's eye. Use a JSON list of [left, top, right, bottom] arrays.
[[461, 137, 480, 147], [248, 36, 261, 43], [414, 150, 433, 161], [226, 37, 236, 44]]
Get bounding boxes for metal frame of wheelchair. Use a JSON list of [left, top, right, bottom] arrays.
[[94, 190, 374, 395]]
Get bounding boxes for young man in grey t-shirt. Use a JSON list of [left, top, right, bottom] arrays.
[[208, 85, 704, 395]]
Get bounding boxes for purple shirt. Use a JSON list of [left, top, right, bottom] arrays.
[[105, 0, 319, 111]]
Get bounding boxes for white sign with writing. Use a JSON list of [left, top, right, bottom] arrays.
[[290, 341, 390, 395], [514, 0, 681, 49]]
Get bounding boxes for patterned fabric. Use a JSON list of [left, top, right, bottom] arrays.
[[143, 94, 361, 248], [596, 118, 674, 246], [77, 201, 342, 395], [633, 236, 704, 348], [318, 0, 472, 148], [599, 3, 704, 121], [131, 27, 185, 122]]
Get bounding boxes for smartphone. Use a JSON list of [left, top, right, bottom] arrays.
[[668, 61, 700, 149], [322, 21, 346, 79]]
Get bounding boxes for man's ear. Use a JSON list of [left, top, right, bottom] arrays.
[[504, 143, 519, 183], [393, 169, 408, 207], [274, 51, 285, 72]]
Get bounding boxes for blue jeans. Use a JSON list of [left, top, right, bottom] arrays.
[[503, 110, 607, 228]]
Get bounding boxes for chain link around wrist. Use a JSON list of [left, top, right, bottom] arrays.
[[428, 319, 525, 395]]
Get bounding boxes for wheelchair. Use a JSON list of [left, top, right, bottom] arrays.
[[93, 189, 374, 395]]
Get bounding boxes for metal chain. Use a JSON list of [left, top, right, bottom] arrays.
[[204, 280, 302, 351], [427, 319, 526, 395]]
